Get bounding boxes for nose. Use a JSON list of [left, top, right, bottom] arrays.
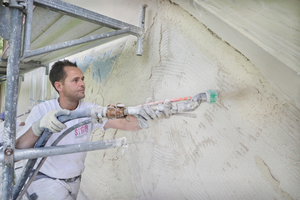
[[79, 79, 85, 88]]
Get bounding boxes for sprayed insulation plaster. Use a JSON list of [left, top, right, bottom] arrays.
[[174, 0, 300, 74], [173, 0, 300, 108], [59, 0, 300, 199]]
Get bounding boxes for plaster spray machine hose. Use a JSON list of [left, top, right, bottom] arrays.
[[13, 108, 93, 200], [15, 119, 92, 200]]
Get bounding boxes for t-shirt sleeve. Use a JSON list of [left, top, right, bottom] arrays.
[[100, 120, 108, 131], [92, 120, 109, 131]]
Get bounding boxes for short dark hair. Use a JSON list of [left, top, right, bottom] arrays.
[[49, 60, 78, 93]]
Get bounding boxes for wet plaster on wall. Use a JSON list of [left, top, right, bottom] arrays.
[[63, 0, 299, 199]]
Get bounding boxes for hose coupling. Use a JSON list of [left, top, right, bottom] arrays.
[[106, 103, 127, 119]]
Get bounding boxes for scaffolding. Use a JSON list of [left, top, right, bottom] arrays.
[[0, 0, 146, 199]]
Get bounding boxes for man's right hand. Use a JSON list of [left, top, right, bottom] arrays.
[[134, 101, 172, 129], [32, 109, 71, 137]]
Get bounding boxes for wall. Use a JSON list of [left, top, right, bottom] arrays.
[[173, 0, 300, 112], [59, 0, 300, 199]]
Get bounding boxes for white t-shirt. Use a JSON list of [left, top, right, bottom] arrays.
[[18, 99, 106, 179]]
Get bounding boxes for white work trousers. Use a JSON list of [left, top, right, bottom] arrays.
[[27, 177, 81, 200]]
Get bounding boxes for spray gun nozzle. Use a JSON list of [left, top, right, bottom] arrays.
[[192, 90, 219, 104], [206, 90, 219, 103]]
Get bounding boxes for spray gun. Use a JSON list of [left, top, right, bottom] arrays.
[[100, 90, 219, 119]]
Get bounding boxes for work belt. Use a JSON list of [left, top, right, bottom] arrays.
[[33, 171, 81, 183]]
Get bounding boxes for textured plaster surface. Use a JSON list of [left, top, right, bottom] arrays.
[[175, 0, 300, 74], [173, 0, 300, 109], [61, 1, 300, 199]]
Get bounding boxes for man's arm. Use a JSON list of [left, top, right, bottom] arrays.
[[103, 103, 170, 131], [15, 109, 71, 149], [104, 115, 141, 131], [16, 127, 39, 149]]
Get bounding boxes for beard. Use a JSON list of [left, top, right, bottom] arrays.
[[63, 87, 85, 101]]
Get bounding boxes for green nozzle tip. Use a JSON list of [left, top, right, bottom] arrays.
[[206, 90, 219, 103]]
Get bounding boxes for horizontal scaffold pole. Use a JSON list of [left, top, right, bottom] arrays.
[[21, 28, 131, 59], [0, 137, 127, 162]]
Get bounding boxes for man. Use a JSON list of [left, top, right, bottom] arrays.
[[16, 60, 169, 199]]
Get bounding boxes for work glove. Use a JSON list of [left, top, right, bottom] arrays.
[[91, 106, 106, 124], [134, 98, 173, 129], [32, 109, 71, 137]]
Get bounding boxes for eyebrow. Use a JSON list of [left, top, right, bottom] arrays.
[[72, 76, 84, 80]]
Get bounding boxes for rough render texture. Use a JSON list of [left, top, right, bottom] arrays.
[[173, 0, 300, 111], [174, 0, 300, 74], [70, 1, 300, 200]]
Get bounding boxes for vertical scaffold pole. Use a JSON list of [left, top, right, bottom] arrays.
[[1, 5, 23, 200], [136, 4, 147, 56], [23, 0, 33, 53]]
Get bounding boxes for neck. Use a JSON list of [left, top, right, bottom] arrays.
[[58, 97, 79, 111]]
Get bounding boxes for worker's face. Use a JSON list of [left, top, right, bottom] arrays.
[[59, 66, 85, 101]]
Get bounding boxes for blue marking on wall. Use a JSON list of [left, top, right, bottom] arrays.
[[71, 44, 124, 86], [72, 55, 94, 74]]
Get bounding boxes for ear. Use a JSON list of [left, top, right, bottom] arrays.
[[54, 81, 63, 93]]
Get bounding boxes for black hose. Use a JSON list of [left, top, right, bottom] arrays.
[[13, 108, 92, 200]]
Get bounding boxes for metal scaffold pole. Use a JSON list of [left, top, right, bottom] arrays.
[[136, 4, 147, 56], [0, 1, 146, 199], [1, 3, 23, 200]]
